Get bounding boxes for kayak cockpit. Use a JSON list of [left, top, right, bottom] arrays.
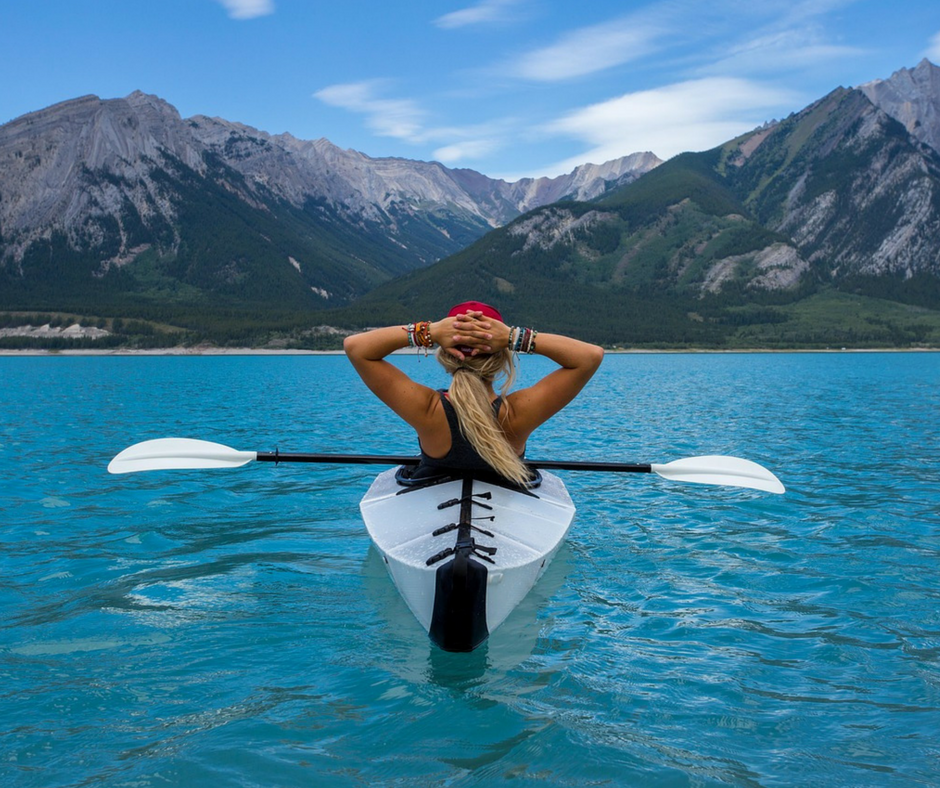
[[393, 463, 544, 491]]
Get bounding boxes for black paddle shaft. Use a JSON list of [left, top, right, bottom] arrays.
[[526, 459, 652, 473], [255, 451, 652, 473], [256, 452, 419, 465]]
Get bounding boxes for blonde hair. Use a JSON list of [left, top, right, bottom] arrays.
[[436, 348, 531, 486]]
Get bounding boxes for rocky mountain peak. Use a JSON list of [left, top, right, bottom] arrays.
[[0, 92, 211, 255], [859, 58, 940, 153], [123, 90, 182, 119]]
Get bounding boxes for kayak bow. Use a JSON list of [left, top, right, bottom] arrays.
[[360, 467, 575, 651]]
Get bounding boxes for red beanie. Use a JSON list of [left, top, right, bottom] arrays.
[[447, 301, 503, 321]]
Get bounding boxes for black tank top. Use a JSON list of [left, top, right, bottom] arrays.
[[417, 391, 504, 473]]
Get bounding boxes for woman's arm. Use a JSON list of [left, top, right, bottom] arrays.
[[343, 318, 468, 429], [344, 313, 602, 438], [504, 331, 604, 439]]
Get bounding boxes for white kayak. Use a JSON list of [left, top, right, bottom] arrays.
[[359, 466, 576, 652]]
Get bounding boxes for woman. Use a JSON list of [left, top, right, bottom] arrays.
[[344, 301, 604, 485]]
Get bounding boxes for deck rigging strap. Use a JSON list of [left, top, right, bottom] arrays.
[[432, 521, 495, 538], [437, 491, 493, 511], [426, 476, 499, 566]]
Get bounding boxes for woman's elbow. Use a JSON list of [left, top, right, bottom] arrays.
[[586, 343, 605, 372], [343, 334, 360, 356]]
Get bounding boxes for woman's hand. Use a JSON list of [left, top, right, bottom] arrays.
[[432, 310, 510, 359]]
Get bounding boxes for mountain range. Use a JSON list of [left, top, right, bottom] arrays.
[[339, 60, 940, 347], [3, 60, 940, 348], [0, 91, 657, 313]]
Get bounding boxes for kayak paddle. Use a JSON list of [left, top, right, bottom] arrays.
[[108, 438, 785, 493]]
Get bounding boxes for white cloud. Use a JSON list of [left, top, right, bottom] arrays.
[[435, 0, 522, 30], [703, 26, 864, 77], [512, 16, 664, 81], [928, 31, 940, 63], [215, 0, 274, 20], [774, 0, 858, 26], [314, 82, 512, 164], [314, 82, 426, 140], [543, 77, 798, 172], [506, 1, 863, 84], [433, 139, 501, 164]]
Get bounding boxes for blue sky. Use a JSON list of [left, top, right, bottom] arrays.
[[2, 0, 938, 180]]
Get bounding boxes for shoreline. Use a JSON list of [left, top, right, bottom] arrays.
[[0, 347, 347, 356], [1, 346, 937, 357]]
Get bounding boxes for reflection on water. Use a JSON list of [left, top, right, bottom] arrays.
[[360, 543, 573, 687]]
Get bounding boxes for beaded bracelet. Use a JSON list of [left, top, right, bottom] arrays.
[[509, 326, 538, 354], [414, 321, 433, 349], [402, 321, 434, 354]]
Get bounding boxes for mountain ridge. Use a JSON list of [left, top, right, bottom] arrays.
[[0, 89, 660, 257], [859, 58, 940, 154], [339, 69, 940, 348], [3, 61, 940, 348], [0, 90, 660, 312]]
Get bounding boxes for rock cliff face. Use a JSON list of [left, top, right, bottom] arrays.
[[187, 114, 659, 226], [859, 59, 940, 155], [0, 92, 203, 265], [727, 86, 940, 281], [0, 91, 660, 295]]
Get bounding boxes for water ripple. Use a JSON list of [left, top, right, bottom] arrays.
[[1, 353, 939, 786]]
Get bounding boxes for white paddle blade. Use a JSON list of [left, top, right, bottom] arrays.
[[650, 455, 785, 494], [108, 438, 257, 474]]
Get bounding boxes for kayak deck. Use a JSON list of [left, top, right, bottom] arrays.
[[360, 467, 575, 651]]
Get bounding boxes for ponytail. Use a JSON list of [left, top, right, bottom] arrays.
[[436, 348, 531, 486]]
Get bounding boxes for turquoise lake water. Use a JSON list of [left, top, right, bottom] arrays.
[[1, 351, 939, 787]]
